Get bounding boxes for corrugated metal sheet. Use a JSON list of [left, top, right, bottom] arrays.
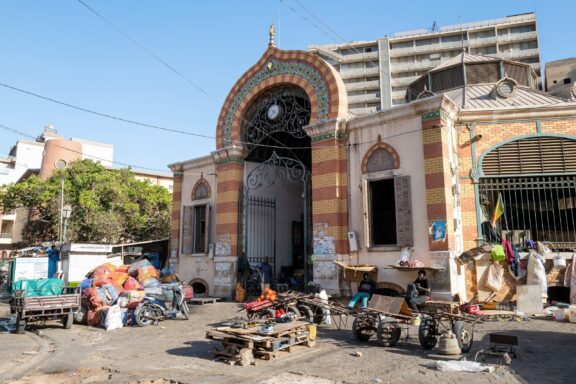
[[444, 84, 568, 110]]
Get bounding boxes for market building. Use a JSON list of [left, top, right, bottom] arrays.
[[169, 27, 576, 301]]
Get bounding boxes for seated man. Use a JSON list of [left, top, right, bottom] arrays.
[[406, 269, 431, 310], [347, 273, 376, 309]]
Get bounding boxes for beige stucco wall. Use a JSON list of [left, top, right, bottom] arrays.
[[173, 156, 218, 293], [347, 112, 431, 292]]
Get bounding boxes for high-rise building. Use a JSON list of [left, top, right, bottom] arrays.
[[309, 12, 540, 114]]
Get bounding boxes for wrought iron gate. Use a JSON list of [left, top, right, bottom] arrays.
[[242, 152, 311, 276], [245, 196, 276, 269]]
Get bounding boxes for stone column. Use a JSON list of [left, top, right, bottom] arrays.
[[305, 119, 349, 294], [211, 146, 245, 298]]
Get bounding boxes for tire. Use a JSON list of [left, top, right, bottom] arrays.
[[181, 301, 190, 320], [352, 317, 375, 342], [135, 304, 155, 327], [377, 320, 401, 347], [258, 308, 276, 320], [286, 305, 301, 317], [298, 305, 314, 322], [418, 318, 438, 350], [312, 306, 327, 324], [15, 312, 26, 334], [452, 320, 474, 353], [63, 313, 73, 329]]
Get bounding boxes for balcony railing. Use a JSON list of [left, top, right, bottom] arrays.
[[344, 80, 380, 91], [497, 31, 538, 44], [0, 232, 12, 239], [340, 66, 380, 79]]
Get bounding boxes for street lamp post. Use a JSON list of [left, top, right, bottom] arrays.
[[62, 205, 72, 242]]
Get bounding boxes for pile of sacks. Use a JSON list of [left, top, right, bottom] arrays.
[[80, 259, 161, 330]]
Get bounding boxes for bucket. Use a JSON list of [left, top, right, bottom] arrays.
[[553, 255, 566, 269], [552, 309, 566, 321]]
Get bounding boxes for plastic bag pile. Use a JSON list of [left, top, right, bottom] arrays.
[[80, 259, 162, 330]]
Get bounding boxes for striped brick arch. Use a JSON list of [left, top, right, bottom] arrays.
[[212, 46, 348, 260], [215, 46, 348, 149], [361, 140, 401, 174]]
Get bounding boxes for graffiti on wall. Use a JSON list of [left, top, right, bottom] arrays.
[[214, 261, 234, 285], [215, 232, 232, 257], [313, 223, 335, 255]]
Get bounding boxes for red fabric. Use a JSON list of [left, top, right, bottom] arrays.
[[123, 276, 142, 290], [93, 276, 114, 287], [502, 240, 515, 263]]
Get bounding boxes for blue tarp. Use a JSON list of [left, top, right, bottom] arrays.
[[11, 278, 64, 297]]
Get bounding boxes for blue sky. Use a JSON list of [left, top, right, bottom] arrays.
[[1, 1, 574, 173]]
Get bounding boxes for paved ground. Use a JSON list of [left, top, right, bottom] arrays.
[[1, 300, 575, 384]]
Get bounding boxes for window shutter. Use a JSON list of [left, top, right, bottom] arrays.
[[394, 176, 413, 247], [181, 206, 193, 254], [203, 204, 210, 253]]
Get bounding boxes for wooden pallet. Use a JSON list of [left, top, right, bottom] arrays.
[[189, 297, 223, 305], [206, 321, 316, 365]]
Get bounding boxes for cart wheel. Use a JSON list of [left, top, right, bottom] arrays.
[[63, 313, 73, 329], [298, 305, 314, 322], [352, 317, 375, 342], [312, 306, 327, 324], [286, 306, 300, 317], [135, 304, 155, 327], [181, 301, 190, 320], [452, 320, 474, 353], [258, 308, 276, 320], [377, 321, 401, 347], [418, 318, 438, 350], [15, 312, 26, 334]]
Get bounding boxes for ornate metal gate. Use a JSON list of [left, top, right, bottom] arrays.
[[242, 152, 311, 275]]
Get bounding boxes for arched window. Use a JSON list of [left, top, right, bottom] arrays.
[[193, 181, 210, 200], [479, 135, 576, 250], [361, 142, 411, 248], [182, 179, 211, 255]]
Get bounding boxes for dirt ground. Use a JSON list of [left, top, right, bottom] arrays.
[[1, 300, 575, 384]]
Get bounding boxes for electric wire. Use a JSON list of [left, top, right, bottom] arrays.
[[76, 0, 303, 159]]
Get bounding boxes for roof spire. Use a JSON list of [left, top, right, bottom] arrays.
[[269, 24, 275, 48]]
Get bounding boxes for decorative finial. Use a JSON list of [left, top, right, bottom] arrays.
[[269, 24, 275, 47]]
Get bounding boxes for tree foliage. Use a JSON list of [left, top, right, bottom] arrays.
[[0, 160, 172, 245]]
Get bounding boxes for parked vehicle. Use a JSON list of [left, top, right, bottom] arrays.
[[10, 286, 80, 334], [134, 282, 190, 326]]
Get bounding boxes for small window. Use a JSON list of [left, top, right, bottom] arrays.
[[182, 204, 210, 254], [564, 78, 572, 85], [365, 176, 413, 248], [193, 181, 209, 200]]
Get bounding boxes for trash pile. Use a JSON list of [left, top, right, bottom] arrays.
[[79, 259, 175, 331]]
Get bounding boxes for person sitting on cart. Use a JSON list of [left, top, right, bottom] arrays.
[[259, 257, 272, 293], [347, 273, 376, 309], [406, 269, 431, 310]]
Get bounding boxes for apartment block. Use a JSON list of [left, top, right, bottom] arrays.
[[309, 13, 540, 114]]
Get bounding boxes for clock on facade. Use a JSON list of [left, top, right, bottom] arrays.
[[267, 104, 281, 120]]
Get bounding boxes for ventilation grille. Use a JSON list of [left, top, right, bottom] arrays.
[[483, 137, 576, 175], [504, 63, 529, 86], [407, 78, 428, 101], [431, 67, 464, 92], [466, 63, 500, 84]]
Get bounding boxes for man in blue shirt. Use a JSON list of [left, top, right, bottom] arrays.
[[259, 257, 272, 293]]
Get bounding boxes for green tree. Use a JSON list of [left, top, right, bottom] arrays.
[[0, 160, 172, 245]]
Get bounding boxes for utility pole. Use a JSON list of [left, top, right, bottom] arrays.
[[59, 178, 64, 242]]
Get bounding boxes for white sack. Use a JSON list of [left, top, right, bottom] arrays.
[[105, 305, 123, 331], [430, 360, 495, 373]]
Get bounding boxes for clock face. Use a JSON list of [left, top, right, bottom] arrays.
[[267, 104, 280, 120]]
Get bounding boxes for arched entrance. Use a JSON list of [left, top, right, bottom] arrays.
[[240, 85, 313, 282]]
